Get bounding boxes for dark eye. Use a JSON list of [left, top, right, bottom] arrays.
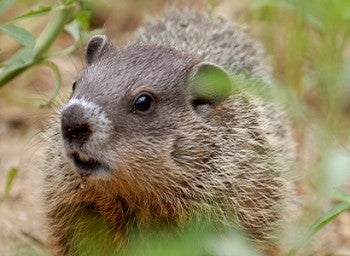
[[133, 94, 154, 113], [72, 81, 77, 92]]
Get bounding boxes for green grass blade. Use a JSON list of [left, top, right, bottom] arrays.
[[289, 201, 350, 255], [39, 60, 62, 108], [308, 202, 350, 238], [4, 167, 19, 199], [0, 24, 36, 48], [7, 6, 52, 23]]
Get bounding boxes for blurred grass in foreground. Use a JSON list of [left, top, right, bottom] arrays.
[[67, 210, 260, 256]]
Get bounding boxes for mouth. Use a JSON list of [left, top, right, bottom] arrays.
[[70, 152, 105, 175]]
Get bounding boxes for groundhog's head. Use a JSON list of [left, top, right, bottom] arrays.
[[60, 35, 233, 196]]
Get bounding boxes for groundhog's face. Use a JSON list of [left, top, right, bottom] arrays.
[[59, 36, 232, 194]]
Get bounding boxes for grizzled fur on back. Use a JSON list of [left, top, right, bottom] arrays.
[[41, 8, 295, 256], [134, 7, 271, 83]]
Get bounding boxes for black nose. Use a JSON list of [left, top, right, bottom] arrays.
[[61, 104, 92, 145]]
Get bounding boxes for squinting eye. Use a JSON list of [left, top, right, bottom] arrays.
[[133, 94, 154, 113]]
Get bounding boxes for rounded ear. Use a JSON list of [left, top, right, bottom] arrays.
[[85, 35, 110, 65], [187, 62, 233, 107]]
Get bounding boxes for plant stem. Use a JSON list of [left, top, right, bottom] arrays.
[[34, 4, 75, 59], [0, 65, 28, 87], [0, 3, 76, 87]]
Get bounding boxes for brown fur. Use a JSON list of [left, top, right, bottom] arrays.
[[41, 8, 295, 255]]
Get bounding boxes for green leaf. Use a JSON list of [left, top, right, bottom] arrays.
[[4, 167, 19, 199], [289, 201, 350, 256], [0, 0, 16, 16], [66, 10, 93, 42], [0, 24, 36, 48], [2, 47, 35, 67], [308, 202, 350, 238], [0, 47, 35, 87], [75, 10, 91, 31], [7, 6, 52, 23], [0, 62, 30, 87]]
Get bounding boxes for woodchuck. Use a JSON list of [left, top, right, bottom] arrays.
[[41, 7, 295, 256]]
